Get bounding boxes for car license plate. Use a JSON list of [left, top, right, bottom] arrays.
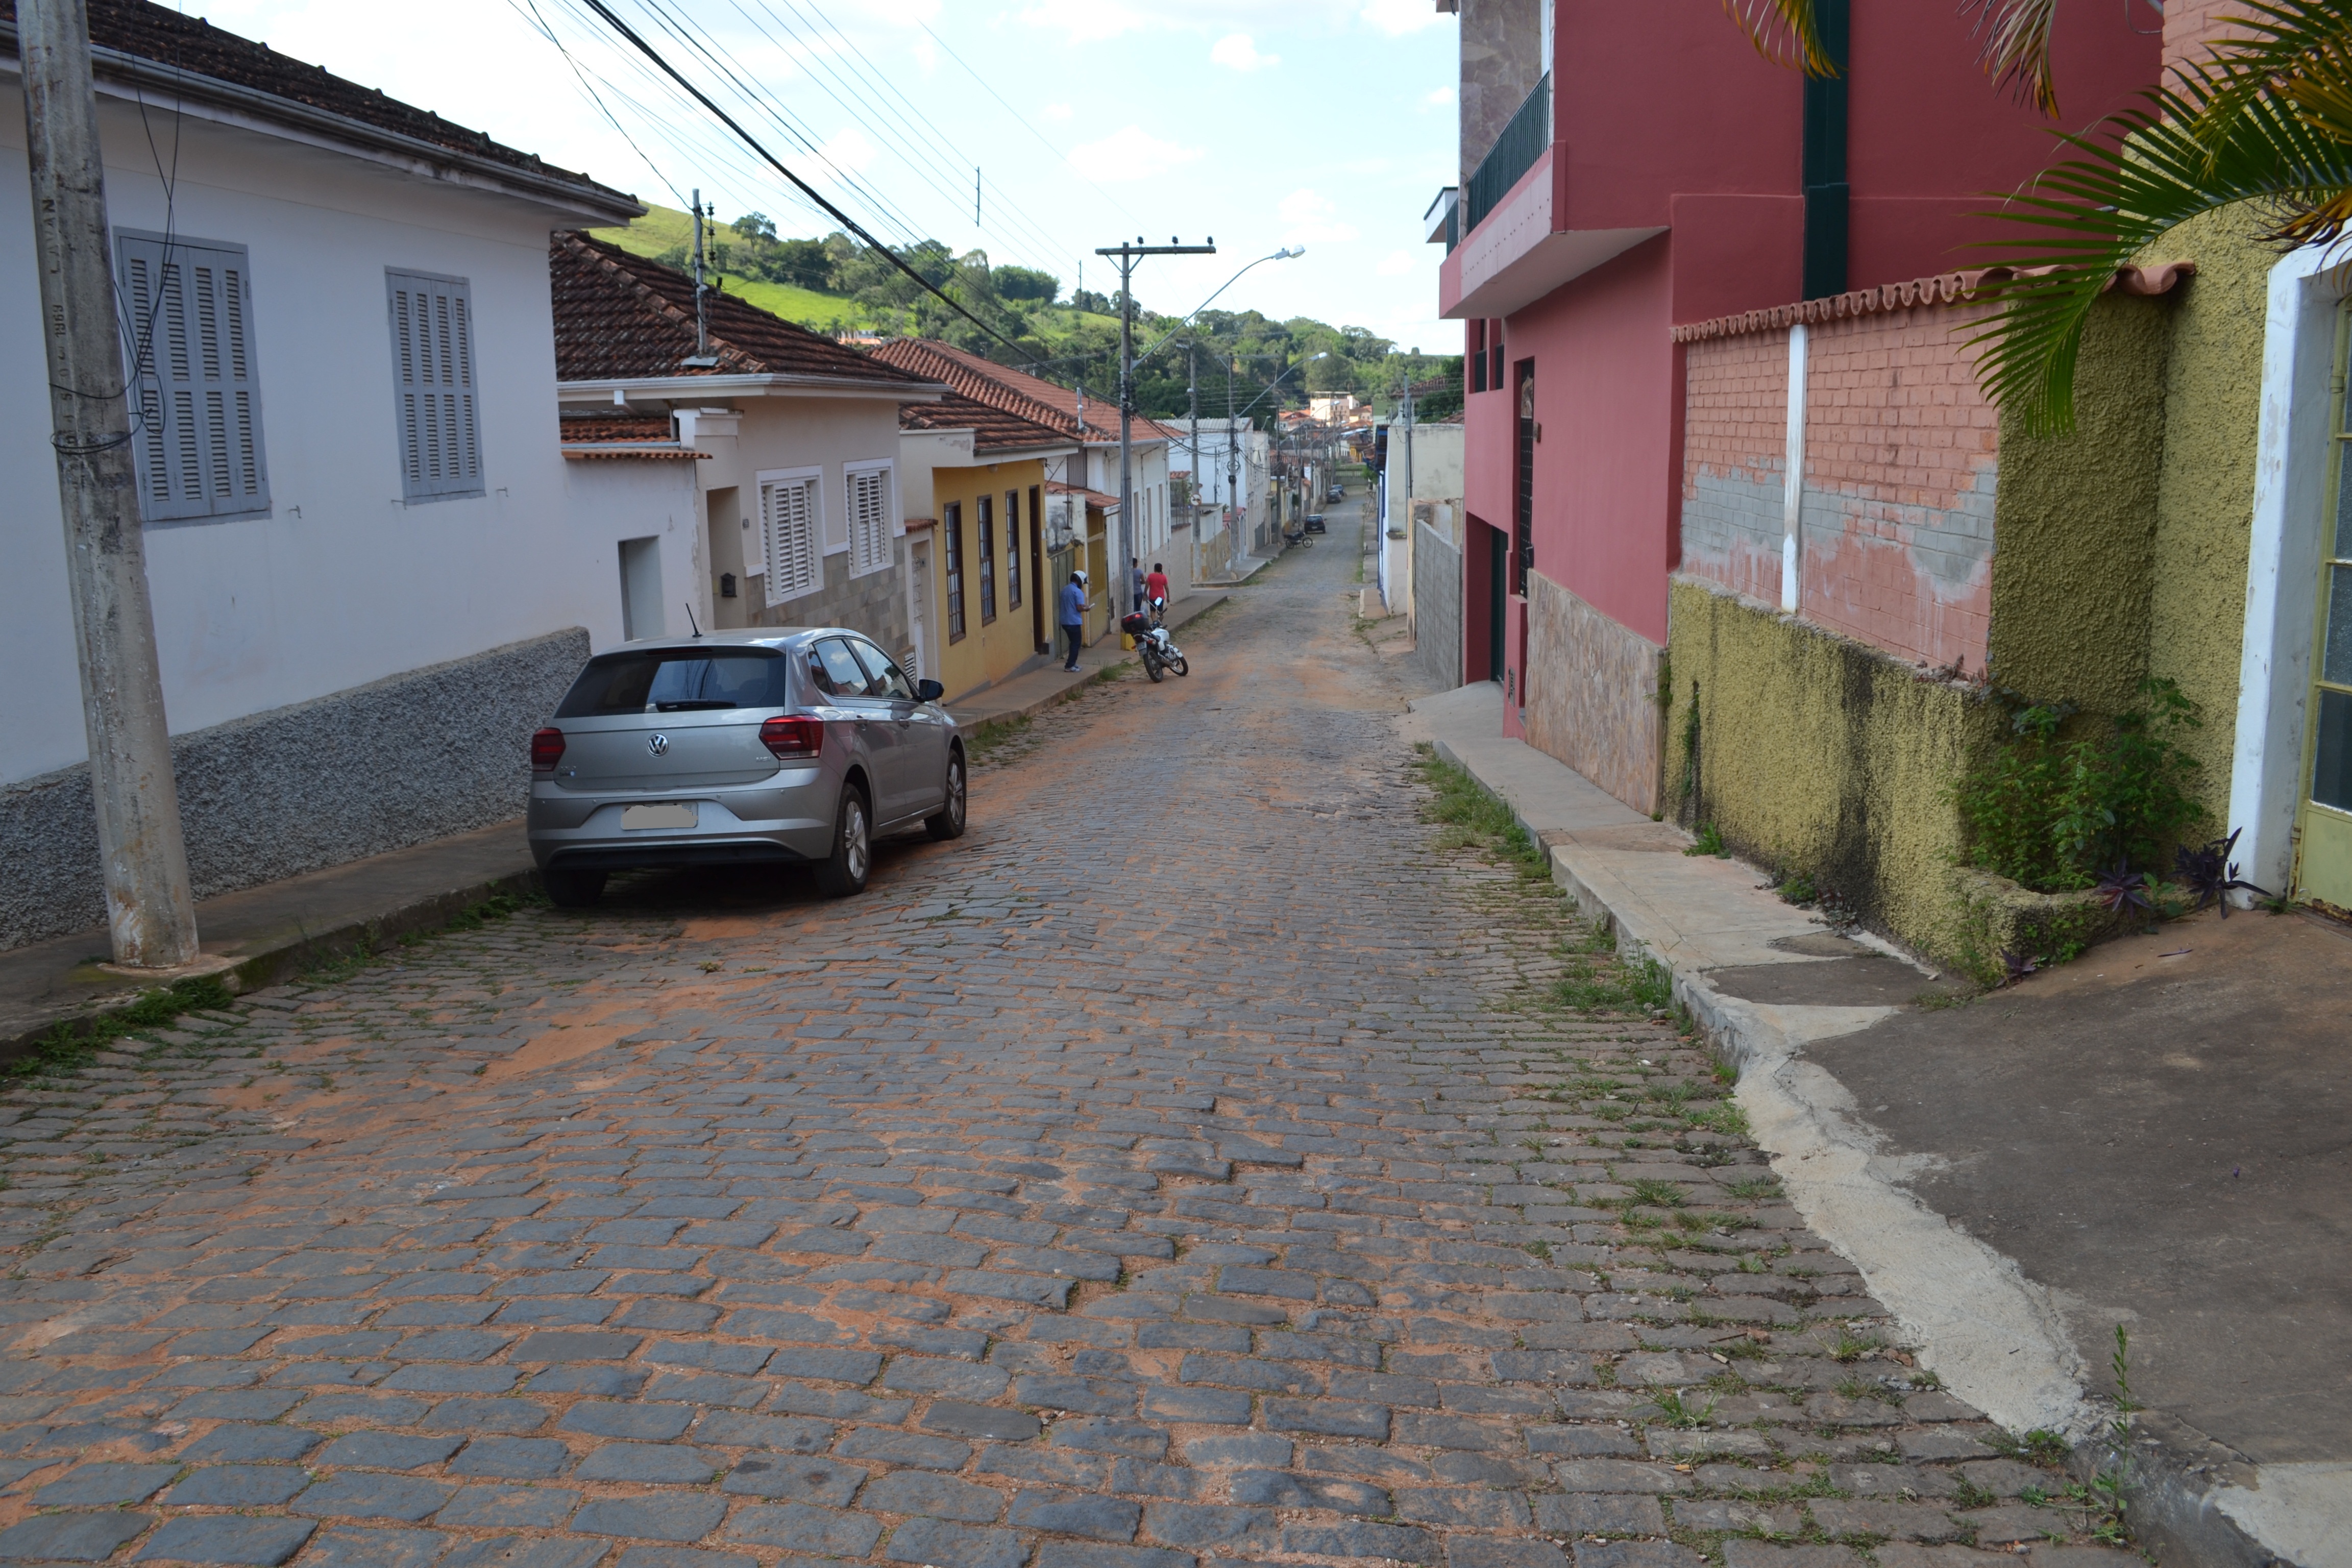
[[622, 802, 696, 830]]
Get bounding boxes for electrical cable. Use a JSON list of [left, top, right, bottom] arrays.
[[910, 14, 1142, 230], [512, 0, 689, 207], [574, 0, 1042, 362]]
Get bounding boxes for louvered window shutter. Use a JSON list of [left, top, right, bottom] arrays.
[[386, 270, 484, 501], [848, 467, 891, 578], [762, 476, 820, 606], [117, 232, 269, 523]]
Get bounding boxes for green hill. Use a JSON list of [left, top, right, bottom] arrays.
[[589, 207, 867, 331]]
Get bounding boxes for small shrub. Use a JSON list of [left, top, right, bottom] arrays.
[[1956, 678, 2207, 893], [1685, 821, 1729, 858], [1778, 871, 1818, 906]]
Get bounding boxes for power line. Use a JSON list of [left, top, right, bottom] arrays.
[[511, 0, 687, 207], [911, 15, 1142, 230], [574, 0, 1041, 362]]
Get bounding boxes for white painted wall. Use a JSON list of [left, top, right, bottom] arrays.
[[0, 84, 635, 786]]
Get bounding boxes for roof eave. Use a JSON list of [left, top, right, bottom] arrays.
[[0, 32, 643, 227], [558, 373, 948, 403]]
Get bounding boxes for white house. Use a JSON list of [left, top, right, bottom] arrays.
[[1, 4, 643, 951], [1378, 413, 1466, 687], [548, 234, 947, 674]]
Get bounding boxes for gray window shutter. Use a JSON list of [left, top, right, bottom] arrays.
[[386, 269, 483, 501], [116, 232, 268, 523]]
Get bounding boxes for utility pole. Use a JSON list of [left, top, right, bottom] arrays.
[[1226, 355, 1239, 548], [1095, 237, 1214, 615], [687, 189, 715, 365], [21, 0, 199, 968], [1186, 344, 1199, 559]]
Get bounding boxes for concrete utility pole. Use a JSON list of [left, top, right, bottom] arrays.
[[1095, 237, 1214, 616], [22, 0, 200, 969], [1186, 344, 1199, 561]]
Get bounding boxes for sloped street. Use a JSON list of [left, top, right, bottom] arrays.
[[0, 522, 2129, 1568]]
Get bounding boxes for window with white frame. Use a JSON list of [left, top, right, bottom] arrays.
[[117, 232, 270, 523], [385, 268, 483, 502], [758, 467, 823, 606], [846, 461, 893, 578]]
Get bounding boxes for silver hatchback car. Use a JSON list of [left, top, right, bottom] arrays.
[[526, 628, 965, 905]]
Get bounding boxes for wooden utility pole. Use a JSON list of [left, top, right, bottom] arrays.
[[21, 0, 200, 968]]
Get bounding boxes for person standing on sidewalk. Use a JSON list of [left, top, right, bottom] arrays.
[[1131, 557, 1146, 612], [1057, 570, 1089, 672], [1145, 563, 1170, 624]]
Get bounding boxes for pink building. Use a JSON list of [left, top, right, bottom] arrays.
[[1432, 0, 2160, 812]]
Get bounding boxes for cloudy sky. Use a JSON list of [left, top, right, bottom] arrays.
[[181, 0, 1463, 354]]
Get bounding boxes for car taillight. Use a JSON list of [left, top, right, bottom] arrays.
[[531, 727, 565, 773], [761, 715, 823, 760]]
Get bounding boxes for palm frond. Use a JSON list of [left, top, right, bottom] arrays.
[[2189, 1, 2352, 162], [1970, 67, 2352, 435], [1964, 0, 2063, 118], [1722, 0, 1835, 76]]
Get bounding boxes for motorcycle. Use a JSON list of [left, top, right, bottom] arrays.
[[1122, 611, 1189, 682]]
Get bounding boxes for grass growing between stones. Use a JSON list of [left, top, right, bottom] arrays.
[[9, 974, 237, 1080]]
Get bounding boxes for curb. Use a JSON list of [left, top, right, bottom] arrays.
[[952, 592, 1229, 732], [1427, 733, 2293, 1568], [0, 864, 543, 1068]]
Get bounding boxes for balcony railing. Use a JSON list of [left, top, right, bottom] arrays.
[[1462, 74, 1550, 239]]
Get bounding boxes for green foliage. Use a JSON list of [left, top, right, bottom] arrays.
[[1823, 1327, 1886, 1363], [1626, 1178, 1688, 1209], [1993, 1428, 2074, 1468], [1956, 678, 2208, 892], [1646, 1389, 1717, 1429], [1685, 822, 1728, 859], [14, 974, 236, 1079], [1414, 748, 1551, 881], [1778, 871, 1818, 905]]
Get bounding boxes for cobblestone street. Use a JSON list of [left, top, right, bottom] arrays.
[[0, 525, 2130, 1568]]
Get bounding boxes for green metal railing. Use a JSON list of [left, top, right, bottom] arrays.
[[1463, 75, 1550, 239]]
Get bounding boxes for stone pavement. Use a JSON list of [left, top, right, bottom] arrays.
[[0, 517, 2135, 1568]]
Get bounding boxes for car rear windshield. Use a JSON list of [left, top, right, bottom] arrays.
[[555, 649, 792, 716]]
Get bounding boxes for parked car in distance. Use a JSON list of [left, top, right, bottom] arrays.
[[1304, 513, 1326, 533], [1327, 484, 1343, 502], [526, 628, 964, 906]]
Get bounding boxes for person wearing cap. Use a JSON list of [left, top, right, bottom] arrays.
[[1057, 570, 1090, 672]]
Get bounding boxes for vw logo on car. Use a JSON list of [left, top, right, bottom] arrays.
[[647, 733, 670, 756]]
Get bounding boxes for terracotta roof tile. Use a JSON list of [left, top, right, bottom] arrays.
[[900, 389, 1074, 454], [867, 338, 1173, 447], [1, 0, 623, 198], [1671, 263, 2196, 343], [552, 234, 945, 390]]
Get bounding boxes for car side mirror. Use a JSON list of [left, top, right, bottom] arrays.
[[916, 678, 945, 703]]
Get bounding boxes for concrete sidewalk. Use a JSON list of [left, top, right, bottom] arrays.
[[946, 587, 1229, 729], [1404, 679, 2352, 1568], [0, 819, 537, 1059]]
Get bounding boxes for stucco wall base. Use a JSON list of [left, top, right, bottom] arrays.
[[1415, 523, 1463, 692], [0, 629, 587, 953], [1670, 576, 1999, 961], [1524, 573, 1664, 815], [1949, 867, 2122, 985]]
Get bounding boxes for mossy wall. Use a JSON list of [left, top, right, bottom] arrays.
[[2145, 210, 2274, 832], [1667, 576, 2003, 962], [1988, 292, 2175, 714]]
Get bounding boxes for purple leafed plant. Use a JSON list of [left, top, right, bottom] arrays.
[[2173, 828, 2276, 918], [2001, 948, 2039, 987], [2095, 863, 2154, 917]]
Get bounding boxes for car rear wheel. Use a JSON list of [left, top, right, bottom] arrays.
[[925, 751, 967, 841], [814, 785, 871, 897], [543, 868, 606, 908]]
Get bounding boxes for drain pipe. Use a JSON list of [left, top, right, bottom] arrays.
[[1781, 323, 1807, 614]]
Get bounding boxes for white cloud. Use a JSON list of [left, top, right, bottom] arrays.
[[816, 126, 878, 178], [1376, 249, 1417, 277], [1210, 32, 1279, 70], [1068, 125, 1204, 182], [1423, 85, 1456, 108], [1361, 0, 1446, 36], [1016, 0, 1151, 42], [1279, 188, 1360, 245], [1041, 102, 1074, 121]]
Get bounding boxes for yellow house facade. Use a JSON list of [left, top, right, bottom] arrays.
[[896, 390, 1078, 702]]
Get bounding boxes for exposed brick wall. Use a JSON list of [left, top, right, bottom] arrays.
[[1679, 300, 1999, 672], [1679, 329, 1790, 606], [2164, 0, 2250, 78], [1797, 303, 1998, 672]]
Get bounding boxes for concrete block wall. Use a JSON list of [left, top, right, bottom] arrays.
[[1415, 523, 1463, 692]]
